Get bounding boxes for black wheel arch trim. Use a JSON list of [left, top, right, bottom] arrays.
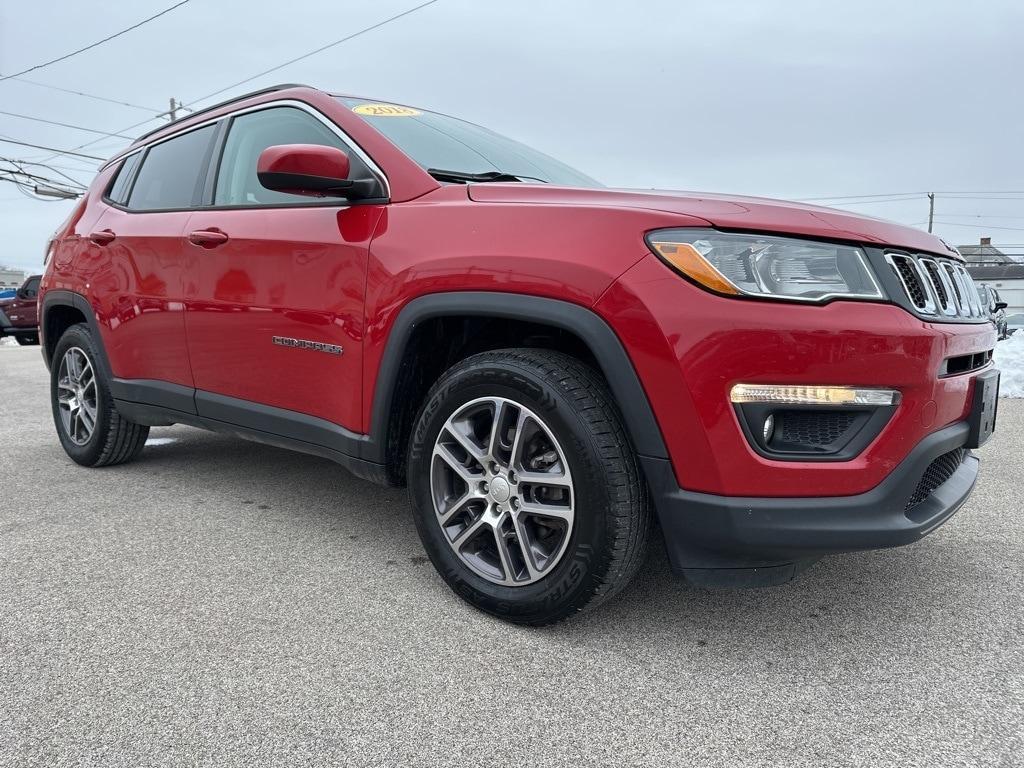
[[367, 291, 670, 463], [40, 290, 112, 376]]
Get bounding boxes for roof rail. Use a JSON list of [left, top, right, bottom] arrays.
[[133, 83, 315, 143]]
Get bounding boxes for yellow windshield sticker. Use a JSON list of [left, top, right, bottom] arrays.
[[352, 103, 421, 117]]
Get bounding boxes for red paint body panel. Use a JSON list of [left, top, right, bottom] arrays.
[[468, 186, 962, 258], [256, 143, 351, 179], [87, 207, 194, 385], [359, 185, 710, 432], [183, 205, 381, 429], [597, 254, 995, 496]]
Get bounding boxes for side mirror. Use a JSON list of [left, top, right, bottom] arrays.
[[257, 144, 360, 198], [995, 301, 1008, 312]]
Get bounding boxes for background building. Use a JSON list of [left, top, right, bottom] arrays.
[[0, 266, 28, 291], [960, 238, 1024, 315]]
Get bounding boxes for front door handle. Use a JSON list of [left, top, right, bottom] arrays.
[[89, 229, 116, 246], [187, 228, 229, 248]]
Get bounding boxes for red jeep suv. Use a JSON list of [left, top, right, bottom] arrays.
[[39, 84, 999, 624]]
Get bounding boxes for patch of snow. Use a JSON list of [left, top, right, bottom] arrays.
[[994, 331, 1024, 398], [144, 437, 178, 446], [0, 337, 16, 347]]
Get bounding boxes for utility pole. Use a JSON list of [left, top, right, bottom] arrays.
[[168, 97, 180, 122], [927, 192, 935, 233]]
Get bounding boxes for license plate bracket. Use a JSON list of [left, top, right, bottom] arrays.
[[965, 369, 1000, 449]]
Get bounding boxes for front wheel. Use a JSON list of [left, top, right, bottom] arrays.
[[408, 349, 650, 625]]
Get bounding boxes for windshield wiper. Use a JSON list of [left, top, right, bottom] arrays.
[[427, 168, 532, 184]]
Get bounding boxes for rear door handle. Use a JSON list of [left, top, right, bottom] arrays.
[[187, 228, 229, 248], [89, 229, 116, 246]]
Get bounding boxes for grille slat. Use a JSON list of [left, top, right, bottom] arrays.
[[886, 252, 982, 319]]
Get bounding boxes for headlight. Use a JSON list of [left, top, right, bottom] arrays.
[[645, 228, 884, 303]]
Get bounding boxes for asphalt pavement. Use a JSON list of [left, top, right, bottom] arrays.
[[1, 344, 1021, 767]]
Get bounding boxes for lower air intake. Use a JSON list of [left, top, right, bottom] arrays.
[[906, 448, 967, 512]]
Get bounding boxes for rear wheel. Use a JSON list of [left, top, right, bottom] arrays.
[[50, 324, 149, 467], [408, 349, 650, 625]]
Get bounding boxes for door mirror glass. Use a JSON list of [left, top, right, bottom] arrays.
[[257, 144, 354, 198]]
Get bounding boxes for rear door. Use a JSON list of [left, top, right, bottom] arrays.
[[183, 104, 385, 433], [91, 124, 217, 387]]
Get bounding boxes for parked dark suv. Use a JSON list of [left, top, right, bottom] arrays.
[[0, 274, 41, 345], [38, 85, 999, 624]]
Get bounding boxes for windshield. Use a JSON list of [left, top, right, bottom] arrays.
[[338, 97, 601, 188]]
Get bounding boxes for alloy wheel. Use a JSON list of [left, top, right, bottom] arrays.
[[57, 347, 98, 446], [430, 396, 575, 586]]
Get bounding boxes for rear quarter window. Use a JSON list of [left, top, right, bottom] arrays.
[[105, 152, 142, 205], [128, 125, 216, 211]]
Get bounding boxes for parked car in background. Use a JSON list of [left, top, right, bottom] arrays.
[[0, 274, 41, 345], [979, 284, 1009, 340], [0, 289, 16, 300], [37, 84, 999, 624]]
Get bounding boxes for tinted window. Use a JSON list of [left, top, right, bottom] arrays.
[[339, 97, 600, 188], [106, 152, 141, 205], [128, 125, 215, 210], [215, 107, 364, 206], [22, 277, 40, 298]]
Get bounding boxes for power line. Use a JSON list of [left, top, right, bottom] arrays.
[[0, 137, 105, 161], [3, 175, 76, 201], [798, 190, 1024, 201], [7, 77, 162, 113], [932, 221, 1024, 232], [1, 157, 87, 189], [35, 113, 168, 166], [184, 0, 442, 107], [0, 109, 137, 139], [0, 166, 81, 199], [33, 1, 444, 166], [0, 1, 193, 81], [929, 214, 1024, 221], [822, 196, 925, 207]]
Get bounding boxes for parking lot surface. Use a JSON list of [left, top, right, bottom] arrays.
[[1, 345, 1021, 767]]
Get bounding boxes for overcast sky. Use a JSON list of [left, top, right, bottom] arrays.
[[2, 0, 1022, 274]]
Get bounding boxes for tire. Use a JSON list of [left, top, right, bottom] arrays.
[[15, 333, 38, 346], [50, 323, 149, 467], [408, 349, 650, 625]]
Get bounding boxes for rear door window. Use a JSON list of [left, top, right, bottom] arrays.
[[128, 125, 216, 211]]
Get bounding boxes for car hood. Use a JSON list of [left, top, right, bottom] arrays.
[[467, 185, 961, 259]]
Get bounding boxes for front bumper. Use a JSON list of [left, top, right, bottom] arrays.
[[643, 421, 978, 586]]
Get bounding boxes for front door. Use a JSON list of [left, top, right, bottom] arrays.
[[183, 105, 383, 433]]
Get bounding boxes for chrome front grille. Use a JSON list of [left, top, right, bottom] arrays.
[[884, 253, 984, 318]]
